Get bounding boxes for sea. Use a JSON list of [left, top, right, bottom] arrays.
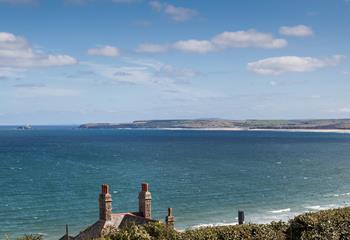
[[1, 126, 350, 239]]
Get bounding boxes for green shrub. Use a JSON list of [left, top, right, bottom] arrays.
[[287, 207, 350, 240], [16, 235, 43, 240], [106, 224, 152, 240], [13, 206, 350, 240], [180, 222, 287, 240]]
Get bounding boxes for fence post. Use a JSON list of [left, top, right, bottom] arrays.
[[238, 210, 244, 225]]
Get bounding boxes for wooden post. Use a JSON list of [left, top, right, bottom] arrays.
[[65, 224, 69, 240], [238, 210, 244, 225]]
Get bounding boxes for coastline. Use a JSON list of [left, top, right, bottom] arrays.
[[188, 201, 348, 230], [102, 127, 350, 134]]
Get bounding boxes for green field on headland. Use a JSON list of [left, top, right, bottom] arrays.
[[79, 119, 350, 130], [14, 206, 350, 240]]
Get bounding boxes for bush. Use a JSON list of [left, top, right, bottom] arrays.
[[287, 207, 350, 240], [180, 221, 288, 240], [14, 206, 350, 240], [106, 224, 151, 240], [16, 235, 43, 240]]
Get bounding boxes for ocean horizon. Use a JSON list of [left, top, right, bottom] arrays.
[[1, 127, 350, 239]]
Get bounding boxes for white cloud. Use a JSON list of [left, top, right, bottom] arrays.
[[82, 59, 217, 101], [164, 4, 197, 22], [83, 58, 198, 86], [0, 67, 25, 79], [149, 0, 163, 11], [149, 1, 197, 22], [13, 84, 80, 97], [247, 55, 345, 75], [0, 32, 77, 68], [279, 25, 314, 37], [173, 40, 216, 53], [135, 43, 169, 53], [339, 108, 350, 113], [136, 29, 287, 54], [212, 30, 287, 49], [87, 45, 120, 57], [156, 64, 197, 80]]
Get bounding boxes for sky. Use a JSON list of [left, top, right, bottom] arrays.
[[0, 0, 350, 124]]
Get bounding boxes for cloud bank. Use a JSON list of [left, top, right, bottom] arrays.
[[13, 84, 80, 97], [87, 45, 120, 57], [0, 32, 77, 68], [279, 25, 314, 37], [247, 55, 345, 75], [83, 58, 197, 86], [136, 29, 287, 54], [149, 1, 197, 22]]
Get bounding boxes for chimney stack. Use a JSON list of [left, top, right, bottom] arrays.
[[165, 208, 175, 228], [138, 183, 152, 219], [99, 184, 112, 221]]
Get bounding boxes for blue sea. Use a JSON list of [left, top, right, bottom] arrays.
[[2, 127, 350, 239]]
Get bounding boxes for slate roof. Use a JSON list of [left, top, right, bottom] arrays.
[[72, 212, 158, 240]]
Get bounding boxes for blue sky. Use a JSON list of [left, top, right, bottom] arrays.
[[0, 0, 349, 124]]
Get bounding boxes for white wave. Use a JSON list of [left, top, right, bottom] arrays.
[[304, 204, 342, 212], [269, 208, 291, 213], [37, 233, 48, 236], [305, 205, 322, 210], [330, 192, 350, 197], [9, 166, 23, 170], [190, 222, 237, 229]]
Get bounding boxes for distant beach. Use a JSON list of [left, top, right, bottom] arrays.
[[117, 127, 350, 134]]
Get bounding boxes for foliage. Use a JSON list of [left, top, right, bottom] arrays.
[[287, 207, 350, 240], [105, 224, 152, 240], [179, 221, 288, 240], [13, 207, 350, 240], [105, 222, 179, 240], [16, 235, 43, 240]]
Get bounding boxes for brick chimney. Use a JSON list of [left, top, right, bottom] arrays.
[[165, 208, 175, 228], [138, 183, 152, 219], [99, 184, 112, 221]]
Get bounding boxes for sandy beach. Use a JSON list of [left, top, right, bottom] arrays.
[[134, 127, 350, 134]]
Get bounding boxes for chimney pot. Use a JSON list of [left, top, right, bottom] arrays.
[[141, 183, 149, 192], [168, 208, 173, 216], [102, 184, 109, 194], [165, 208, 175, 228]]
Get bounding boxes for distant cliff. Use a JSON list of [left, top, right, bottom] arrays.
[[79, 119, 350, 130]]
